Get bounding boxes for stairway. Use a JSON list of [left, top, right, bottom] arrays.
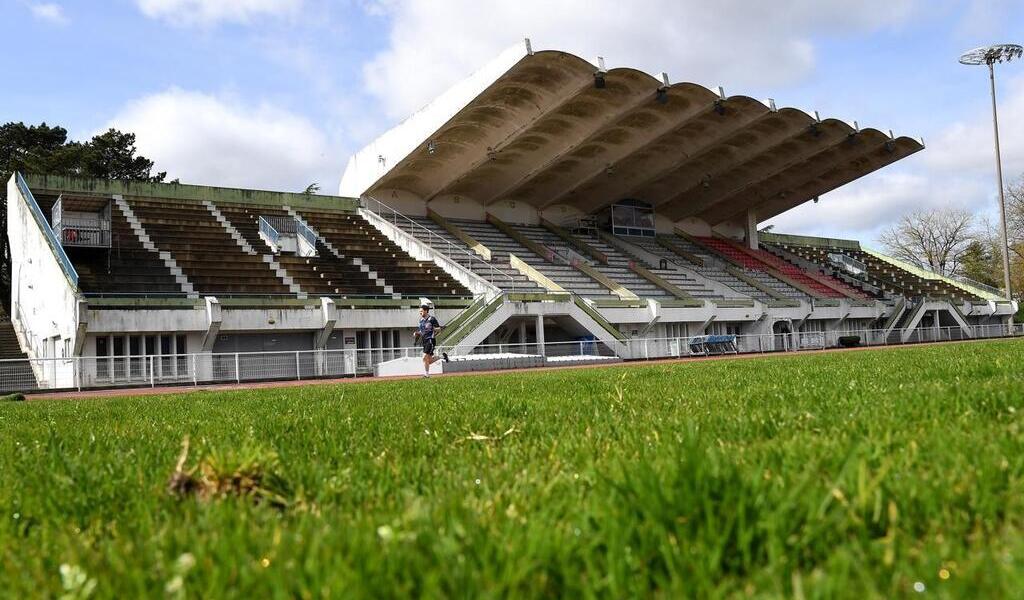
[[0, 312, 37, 392]]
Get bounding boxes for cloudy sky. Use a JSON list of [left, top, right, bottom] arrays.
[[2, 0, 1024, 244]]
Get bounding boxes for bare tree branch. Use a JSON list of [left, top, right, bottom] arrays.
[[879, 207, 976, 277]]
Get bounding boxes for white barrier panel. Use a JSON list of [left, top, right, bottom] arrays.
[[375, 357, 444, 377]]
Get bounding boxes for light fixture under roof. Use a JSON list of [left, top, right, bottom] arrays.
[[655, 72, 670, 104], [594, 56, 607, 89]]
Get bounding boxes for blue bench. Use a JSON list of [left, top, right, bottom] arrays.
[[688, 334, 738, 356]]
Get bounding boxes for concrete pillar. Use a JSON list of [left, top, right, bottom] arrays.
[[745, 209, 759, 250], [519, 320, 527, 346], [536, 315, 545, 356]]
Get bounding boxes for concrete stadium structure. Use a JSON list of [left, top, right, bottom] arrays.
[[4, 41, 1019, 392]]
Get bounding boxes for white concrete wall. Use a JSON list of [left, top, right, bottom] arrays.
[[487, 200, 539, 225], [674, 217, 712, 236], [540, 204, 587, 226], [367, 189, 429, 216], [88, 308, 208, 333], [429, 195, 487, 220], [712, 219, 746, 240], [7, 176, 82, 388]]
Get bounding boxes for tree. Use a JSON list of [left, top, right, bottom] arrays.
[[959, 239, 1000, 288], [980, 176, 1024, 305], [78, 129, 166, 182], [879, 207, 976, 277], [0, 121, 166, 297], [302, 182, 321, 195]]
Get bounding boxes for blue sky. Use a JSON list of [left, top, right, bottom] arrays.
[[2, 0, 1024, 244]]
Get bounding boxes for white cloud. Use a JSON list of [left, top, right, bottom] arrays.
[[361, 0, 918, 119], [29, 2, 68, 25], [136, 0, 301, 26], [104, 89, 335, 191], [768, 73, 1024, 242], [766, 170, 990, 243], [923, 74, 1024, 178]]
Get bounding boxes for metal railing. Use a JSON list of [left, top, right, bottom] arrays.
[[4, 323, 1020, 395], [362, 195, 522, 293], [295, 218, 317, 250], [872, 249, 1008, 299], [54, 221, 112, 248], [262, 215, 297, 233], [15, 172, 79, 287], [827, 252, 867, 276], [51, 196, 112, 248], [949, 274, 1006, 299], [258, 216, 281, 248]]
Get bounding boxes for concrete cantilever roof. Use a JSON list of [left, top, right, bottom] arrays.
[[340, 40, 923, 225]]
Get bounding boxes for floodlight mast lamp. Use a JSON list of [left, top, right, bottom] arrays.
[[959, 43, 1023, 301]]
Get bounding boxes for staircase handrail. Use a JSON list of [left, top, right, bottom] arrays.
[[882, 296, 907, 333], [258, 216, 281, 247], [295, 218, 317, 249], [363, 195, 522, 293], [827, 252, 867, 276]]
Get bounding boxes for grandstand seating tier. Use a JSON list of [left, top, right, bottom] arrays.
[[515, 225, 665, 297], [767, 241, 982, 303], [696, 236, 851, 299], [126, 197, 292, 295], [214, 203, 388, 297], [296, 210, 470, 297], [401, 216, 545, 294], [453, 220, 614, 297], [570, 232, 723, 299]]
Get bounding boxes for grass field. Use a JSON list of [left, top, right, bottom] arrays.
[[3, 339, 1024, 598]]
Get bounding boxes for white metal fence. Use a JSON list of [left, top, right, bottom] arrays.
[[1, 323, 1021, 395]]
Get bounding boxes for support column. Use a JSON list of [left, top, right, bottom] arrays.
[[518, 320, 527, 345], [745, 209, 759, 250], [536, 315, 546, 356]]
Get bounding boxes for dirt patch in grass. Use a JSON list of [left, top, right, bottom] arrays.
[[167, 436, 293, 509]]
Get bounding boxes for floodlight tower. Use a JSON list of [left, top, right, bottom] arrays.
[[959, 43, 1023, 300]]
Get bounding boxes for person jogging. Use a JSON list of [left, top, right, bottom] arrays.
[[414, 303, 448, 377]]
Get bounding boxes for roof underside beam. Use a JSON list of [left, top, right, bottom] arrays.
[[559, 96, 772, 211], [371, 55, 596, 198], [497, 83, 727, 208], [663, 120, 857, 221], [357, 49, 925, 225], [750, 137, 924, 223], [439, 69, 669, 204], [636, 110, 827, 212], [698, 131, 891, 224]]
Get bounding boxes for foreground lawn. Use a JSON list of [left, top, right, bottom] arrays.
[[3, 339, 1024, 598]]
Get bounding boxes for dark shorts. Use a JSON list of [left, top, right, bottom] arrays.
[[422, 338, 436, 356]]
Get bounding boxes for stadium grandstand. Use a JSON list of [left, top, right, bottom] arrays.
[[4, 40, 1019, 392]]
